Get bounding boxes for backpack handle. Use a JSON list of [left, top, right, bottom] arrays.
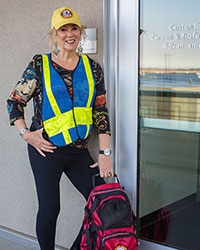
[[92, 173, 120, 188]]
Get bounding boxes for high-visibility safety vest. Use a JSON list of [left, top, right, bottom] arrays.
[[41, 54, 96, 146]]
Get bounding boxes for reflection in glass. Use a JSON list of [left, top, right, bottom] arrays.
[[138, 0, 200, 249]]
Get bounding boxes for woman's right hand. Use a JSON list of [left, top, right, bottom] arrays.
[[23, 128, 57, 157]]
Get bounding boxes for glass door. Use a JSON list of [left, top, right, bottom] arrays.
[[138, 1, 200, 249]]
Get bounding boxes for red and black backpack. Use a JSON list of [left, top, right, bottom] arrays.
[[80, 174, 137, 250]]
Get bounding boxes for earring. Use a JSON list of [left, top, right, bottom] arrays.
[[52, 42, 60, 58], [77, 41, 83, 55]]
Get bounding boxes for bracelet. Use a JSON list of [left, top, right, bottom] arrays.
[[20, 127, 28, 137]]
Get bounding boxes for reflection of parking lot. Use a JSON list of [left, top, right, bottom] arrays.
[[139, 127, 199, 217]]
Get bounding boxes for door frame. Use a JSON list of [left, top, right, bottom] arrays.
[[103, 0, 177, 249]]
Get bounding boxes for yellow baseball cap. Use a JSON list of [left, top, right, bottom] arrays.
[[51, 7, 81, 29]]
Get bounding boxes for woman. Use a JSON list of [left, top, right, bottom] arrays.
[[7, 7, 113, 250]]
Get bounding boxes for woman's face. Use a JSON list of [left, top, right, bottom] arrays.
[[56, 24, 81, 52]]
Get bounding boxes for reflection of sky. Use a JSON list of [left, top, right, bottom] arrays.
[[140, 0, 200, 69]]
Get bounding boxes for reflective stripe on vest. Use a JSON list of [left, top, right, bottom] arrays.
[[42, 54, 96, 146]]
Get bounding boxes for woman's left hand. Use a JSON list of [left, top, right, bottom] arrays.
[[90, 154, 114, 178]]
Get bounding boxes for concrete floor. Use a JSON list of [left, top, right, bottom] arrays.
[[0, 237, 35, 250], [0, 236, 68, 250]]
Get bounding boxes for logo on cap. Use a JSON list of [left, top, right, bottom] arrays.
[[61, 9, 73, 19], [114, 246, 127, 250]]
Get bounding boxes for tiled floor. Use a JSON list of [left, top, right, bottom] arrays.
[[0, 237, 34, 250]]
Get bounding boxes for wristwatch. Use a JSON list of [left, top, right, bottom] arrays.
[[20, 127, 28, 137], [99, 148, 112, 156]]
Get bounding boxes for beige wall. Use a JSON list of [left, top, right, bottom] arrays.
[[0, 0, 103, 248]]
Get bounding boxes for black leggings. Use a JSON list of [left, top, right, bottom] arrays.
[[28, 144, 104, 250]]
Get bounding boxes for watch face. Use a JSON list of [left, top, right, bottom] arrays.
[[21, 128, 26, 134], [20, 127, 28, 137], [104, 149, 111, 156]]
